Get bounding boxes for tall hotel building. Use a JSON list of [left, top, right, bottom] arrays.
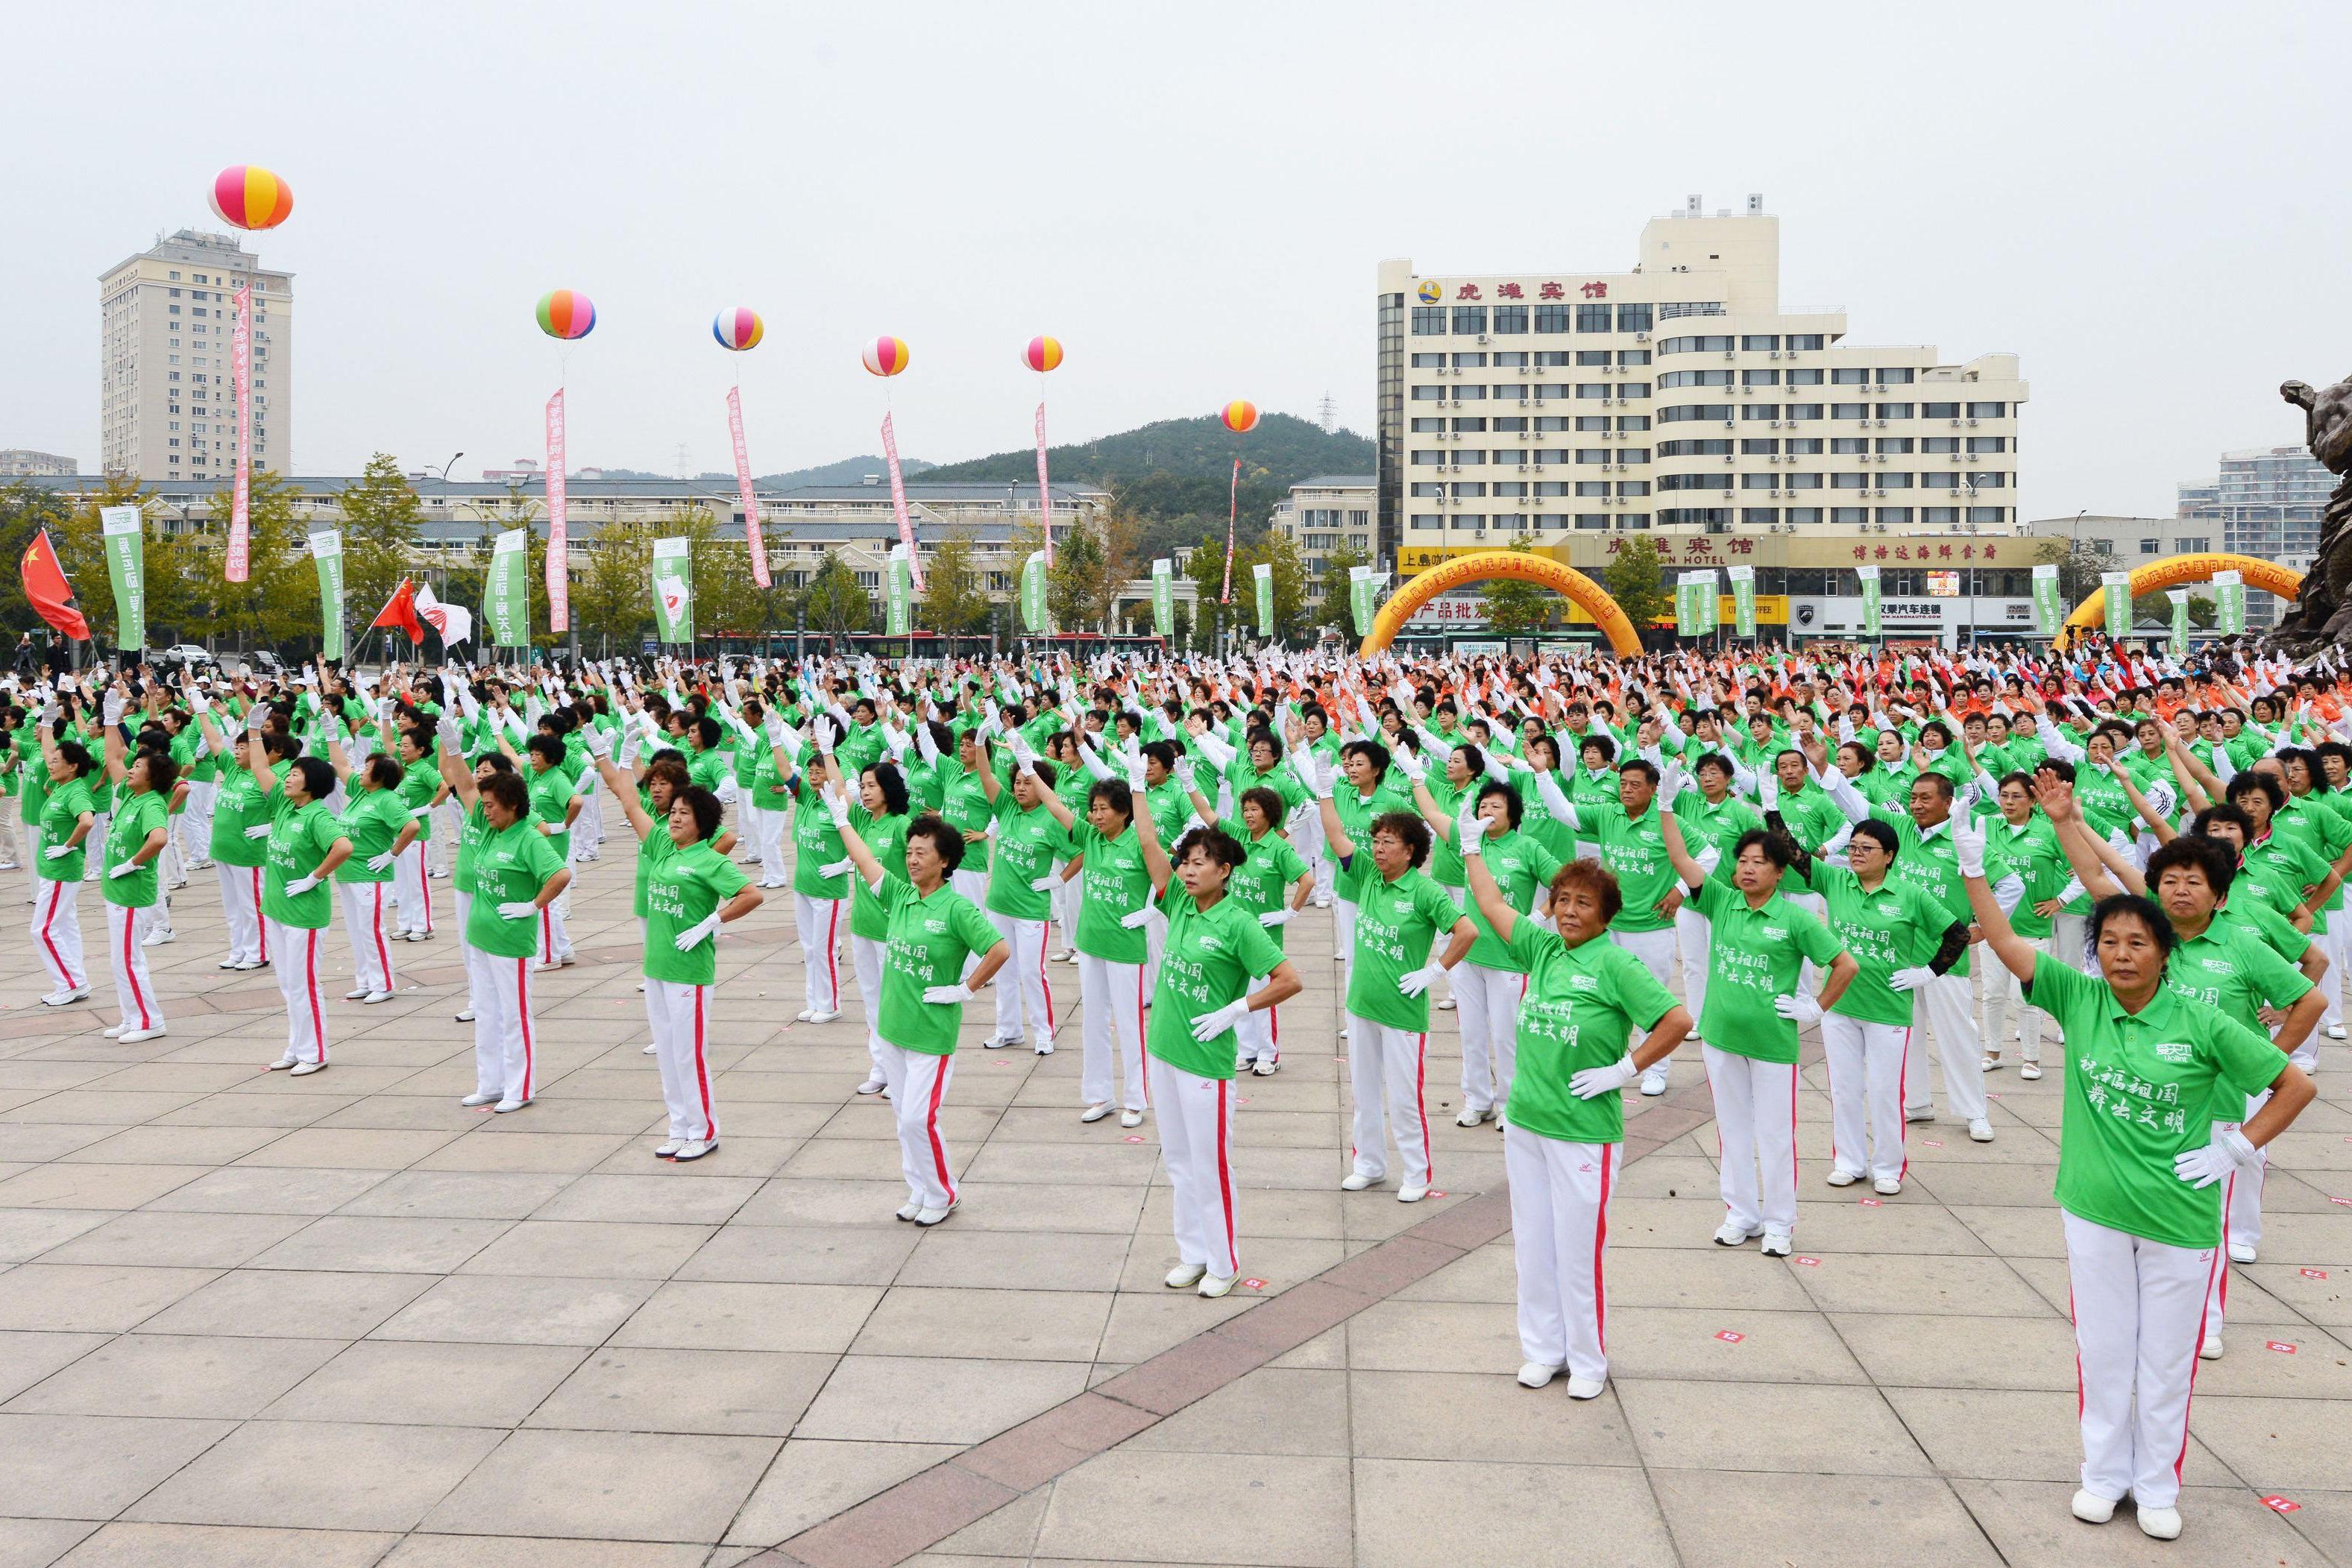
[[1375, 196, 2025, 567], [99, 230, 293, 482]]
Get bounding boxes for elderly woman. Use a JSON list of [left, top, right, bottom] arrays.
[[30, 715, 98, 1007], [242, 707, 352, 1076], [95, 697, 178, 1042]]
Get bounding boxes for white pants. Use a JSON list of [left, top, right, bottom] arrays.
[[577, 787, 605, 856], [646, 978, 719, 1142], [473, 949, 538, 1100], [1455, 963, 1526, 1116], [1704, 1043, 1797, 1236], [1821, 1013, 1909, 1182], [1051, 861, 1078, 951], [2204, 1088, 2270, 1335], [1905, 971, 1989, 1121], [1078, 952, 1148, 1109], [1789, 890, 1828, 992], [456, 892, 484, 1016], [1507, 1128, 1617, 1382], [394, 842, 435, 937], [878, 1042, 956, 1209], [339, 881, 397, 996], [852, 933, 888, 1079], [2064, 1210, 2219, 1511], [1157, 1062, 1239, 1282], [0, 793, 20, 866], [1345, 1014, 1432, 1188], [180, 779, 216, 864], [84, 813, 107, 881], [1982, 934, 2051, 1062], [1336, 897, 1359, 1036], [538, 901, 571, 966], [795, 893, 844, 1014], [1675, 905, 1711, 1039], [2310, 909, 2350, 1069], [1298, 809, 1333, 902], [216, 862, 265, 966], [989, 911, 1055, 1044], [31, 877, 87, 992], [1613, 926, 1680, 1085], [752, 807, 787, 887], [107, 902, 163, 1032], [427, 799, 461, 875], [267, 920, 329, 1066], [1236, 971, 1280, 1066]]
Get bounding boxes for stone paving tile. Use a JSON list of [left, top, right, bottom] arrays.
[[3, 1332, 344, 1420], [45, 1522, 400, 1567], [418, 1429, 782, 1543], [122, 1419, 506, 1531]]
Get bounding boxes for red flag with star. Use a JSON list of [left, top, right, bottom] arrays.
[[20, 527, 89, 640]]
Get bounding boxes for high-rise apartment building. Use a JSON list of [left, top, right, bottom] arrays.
[[1374, 197, 2026, 568], [2169, 446, 2329, 629], [99, 230, 293, 482]]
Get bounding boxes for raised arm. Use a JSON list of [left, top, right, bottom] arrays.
[[1460, 812, 1515, 947], [1955, 816, 2038, 985], [583, 726, 656, 841]]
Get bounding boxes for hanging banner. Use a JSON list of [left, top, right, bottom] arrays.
[[1676, 570, 1717, 635], [879, 413, 925, 592], [1858, 564, 1882, 637], [885, 544, 911, 637], [1221, 459, 1239, 604], [100, 505, 145, 652], [726, 387, 770, 588], [651, 535, 694, 644], [226, 283, 252, 582], [1036, 403, 1053, 568], [545, 390, 570, 634], [2100, 570, 2132, 638], [2213, 570, 2245, 634], [485, 528, 530, 650], [2031, 563, 2064, 635], [2166, 589, 2191, 658], [1254, 562, 1274, 639], [1151, 558, 1174, 638], [1020, 552, 1048, 635], [1350, 565, 1380, 637], [308, 530, 344, 662], [1726, 564, 1757, 639]]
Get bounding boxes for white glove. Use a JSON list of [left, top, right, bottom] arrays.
[[1258, 908, 1294, 927], [43, 843, 71, 860], [103, 690, 125, 725], [1397, 963, 1445, 998], [365, 851, 396, 872], [1029, 875, 1058, 892], [497, 900, 539, 921], [672, 913, 721, 951], [1188, 998, 1251, 1042], [1122, 755, 1148, 792], [820, 858, 852, 878], [283, 875, 319, 897], [1458, 807, 1488, 856], [1758, 775, 1780, 813], [1397, 749, 1427, 784], [1174, 756, 1195, 791], [1119, 907, 1152, 929], [2175, 1128, 2258, 1190], [107, 860, 139, 880], [922, 983, 973, 1004], [1775, 992, 1823, 1027], [1887, 966, 1937, 992], [582, 726, 611, 760], [1568, 1052, 1639, 1100], [244, 822, 273, 840], [436, 714, 461, 751], [821, 787, 851, 828], [1953, 818, 1987, 878]]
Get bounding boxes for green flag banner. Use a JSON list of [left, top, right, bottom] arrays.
[[1727, 564, 1756, 639], [885, 544, 911, 637], [2031, 563, 2064, 635], [309, 530, 345, 662], [1020, 552, 1048, 634], [1350, 564, 1379, 638], [1858, 564, 1882, 637], [100, 505, 144, 652], [2167, 588, 2190, 658], [1254, 563, 1274, 639], [1151, 558, 1174, 638], [2213, 570, 2245, 634], [1674, 575, 1698, 637], [486, 528, 530, 650], [2101, 570, 2132, 638], [652, 535, 694, 644]]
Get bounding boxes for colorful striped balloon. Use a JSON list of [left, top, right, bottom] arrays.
[[536, 290, 596, 341], [208, 165, 294, 230], [1219, 400, 1260, 434], [861, 336, 911, 377], [712, 307, 764, 351], [1024, 336, 1064, 374]]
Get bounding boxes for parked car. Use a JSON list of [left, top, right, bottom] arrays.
[[151, 643, 216, 672]]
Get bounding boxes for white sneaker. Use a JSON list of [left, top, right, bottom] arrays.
[[1119, 1108, 1143, 1130], [455, 1009, 477, 1023], [1311, 895, 1330, 908], [1053, 949, 1076, 963], [894, 1200, 922, 1221], [641, 1042, 658, 1055], [267, 1053, 299, 1070], [1165, 1262, 1208, 1289], [492, 1097, 529, 1114], [289, 1060, 326, 1077], [2136, 1505, 2181, 1540], [856, 1077, 887, 1096], [1565, 1374, 1606, 1399], [1638, 1069, 1668, 1097], [362, 990, 392, 1005], [1397, 1183, 1429, 1203], [653, 1142, 682, 1159], [1759, 1230, 1793, 1258], [142, 927, 174, 945], [1198, 1273, 1236, 1299], [1981, 1054, 2004, 1071], [2228, 1241, 2257, 1265], [1341, 1173, 1379, 1191], [982, 1035, 1016, 1051], [1873, 1175, 1902, 1197], [2327, 1024, 2347, 1041], [1517, 1361, 1559, 1389], [460, 1092, 500, 1108], [1252, 1057, 1278, 1075], [1436, 997, 1456, 1011], [2198, 1332, 2223, 1360], [345, 988, 371, 1001], [1905, 1106, 1936, 1123], [1456, 1106, 1491, 1128], [2019, 1062, 2043, 1080], [1080, 1103, 1111, 1124], [1967, 1118, 1995, 1143], [230, 959, 262, 971], [1034, 1040, 1054, 1056], [672, 1139, 714, 1161], [40, 987, 89, 1007], [2071, 1488, 2117, 1524], [103, 1024, 124, 1039], [794, 1008, 814, 1022], [1713, 1221, 1761, 1247], [914, 1200, 956, 1225], [1826, 1169, 1861, 1188], [118, 1027, 166, 1045], [805, 1009, 841, 1024], [218, 958, 242, 970]]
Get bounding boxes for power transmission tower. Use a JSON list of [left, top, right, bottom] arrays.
[[673, 444, 692, 479], [1317, 393, 1338, 434]]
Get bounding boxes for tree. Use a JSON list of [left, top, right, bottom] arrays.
[[1185, 531, 1237, 649], [800, 554, 872, 641], [1234, 531, 1311, 643], [573, 516, 655, 654], [0, 482, 73, 635], [338, 455, 425, 626], [2036, 537, 2107, 610], [2133, 591, 2217, 631], [1046, 516, 1114, 632], [921, 529, 991, 638], [191, 470, 314, 652], [1603, 537, 1674, 639], [1480, 535, 1554, 638], [50, 473, 149, 649], [1313, 543, 1369, 635]]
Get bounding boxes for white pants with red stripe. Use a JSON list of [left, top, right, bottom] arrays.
[[1820, 1013, 1909, 1183], [795, 894, 844, 1014], [1345, 1015, 1432, 1188], [538, 902, 572, 966], [2204, 1089, 2270, 1336], [1156, 1061, 1240, 1283], [1506, 1127, 1617, 1382], [474, 951, 538, 1101], [454, 893, 485, 1016], [878, 1042, 956, 1209], [394, 842, 434, 937], [1612, 927, 1680, 1077], [1703, 1043, 1796, 1236], [1454, 962, 1525, 1117], [339, 881, 397, 996], [31, 877, 87, 993], [1236, 971, 1279, 1067], [2309, 910, 2349, 1069], [1078, 952, 1148, 1110], [646, 978, 719, 1142], [108, 902, 163, 1032], [852, 933, 889, 1080], [989, 911, 1055, 1045], [217, 862, 265, 966], [2064, 1210, 2219, 1511], [266, 920, 329, 1065], [1905, 970, 1988, 1121]]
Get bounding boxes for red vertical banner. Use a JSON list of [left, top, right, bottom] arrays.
[[226, 283, 253, 582], [728, 387, 770, 588], [1221, 457, 1239, 604], [880, 413, 925, 592], [1036, 402, 1053, 568], [545, 389, 570, 633]]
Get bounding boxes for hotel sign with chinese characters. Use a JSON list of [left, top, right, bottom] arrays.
[[1444, 281, 1611, 300]]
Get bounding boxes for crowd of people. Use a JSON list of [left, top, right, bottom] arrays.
[[3, 632, 2339, 1545]]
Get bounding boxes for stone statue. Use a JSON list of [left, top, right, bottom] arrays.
[[2265, 374, 2352, 652]]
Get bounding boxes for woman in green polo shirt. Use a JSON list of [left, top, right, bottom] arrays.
[[31, 718, 99, 1006], [1464, 822, 1689, 1397], [975, 734, 1072, 1054], [1955, 817, 2315, 1543], [321, 740, 418, 1006], [1174, 765, 1312, 1076], [245, 722, 353, 1077], [95, 713, 177, 1043], [821, 784, 1008, 1224], [826, 741, 913, 1099], [1032, 739, 1160, 1127], [451, 766, 569, 1113]]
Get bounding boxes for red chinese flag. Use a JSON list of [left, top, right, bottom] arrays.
[[369, 578, 427, 643], [21, 527, 89, 640]]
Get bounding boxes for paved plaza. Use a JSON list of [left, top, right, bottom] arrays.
[[1, 822, 2349, 1568]]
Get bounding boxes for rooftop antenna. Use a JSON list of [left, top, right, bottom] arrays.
[[1317, 392, 1339, 434]]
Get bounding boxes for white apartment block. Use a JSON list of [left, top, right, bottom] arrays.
[[0, 449, 76, 476], [99, 230, 292, 482], [1267, 475, 1376, 606], [1376, 196, 2026, 568]]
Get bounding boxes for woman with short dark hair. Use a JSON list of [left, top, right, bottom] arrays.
[[243, 706, 353, 1076], [95, 689, 177, 1041], [29, 717, 98, 1007]]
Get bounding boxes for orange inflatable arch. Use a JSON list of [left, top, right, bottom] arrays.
[[1359, 550, 1643, 658], [2055, 552, 2302, 648]]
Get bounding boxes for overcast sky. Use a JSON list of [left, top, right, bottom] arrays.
[[10, 1, 2350, 518]]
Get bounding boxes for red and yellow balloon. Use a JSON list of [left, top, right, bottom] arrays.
[[862, 336, 911, 377], [1218, 400, 1260, 434], [536, 290, 596, 341], [209, 165, 293, 230], [1024, 336, 1064, 374]]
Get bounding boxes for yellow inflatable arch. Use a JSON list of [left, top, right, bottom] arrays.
[[1360, 550, 1643, 658], [2055, 552, 2303, 648]]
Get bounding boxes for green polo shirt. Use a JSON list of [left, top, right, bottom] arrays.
[[644, 835, 750, 986], [100, 789, 169, 908], [1801, 860, 1952, 1027], [1500, 920, 1677, 1144], [1689, 870, 1844, 1063], [1072, 821, 1152, 963], [1343, 866, 1467, 1033], [1145, 884, 1286, 1079], [465, 817, 565, 959], [875, 872, 1001, 1055]]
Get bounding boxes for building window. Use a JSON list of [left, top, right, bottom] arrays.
[[1453, 417, 1488, 432], [1534, 350, 1572, 367], [1534, 305, 1571, 333], [1492, 351, 1527, 368], [2176, 536, 2210, 552], [1618, 350, 1651, 366], [2139, 538, 2163, 555], [1617, 416, 1650, 432], [1787, 334, 1825, 350], [1831, 368, 1870, 385], [1876, 508, 1914, 525], [1831, 403, 1868, 421], [1412, 306, 1446, 335], [1451, 352, 1487, 368], [1616, 303, 1653, 333], [1967, 506, 2007, 525], [1877, 403, 1914, 420], [1411, 418, 1444, 432], [1576, 303, 1612, 332], [1411, 353, 1444, 368], [1966, 436, 2007, 453], [1785, 368, 1823, 386], [1878, 368, 1915, 383], [1576, 350, 1613, 367], [1411, 385, 1444, 400], [1576, 382, 1612, 399], [1491, 304, 1528, 334], [1742, 370, 1779, 386], [1658, 403, 1733, 424], [1575, 481, 1609, 497], [1966, 402, 2006, 418], [1453, 306, 1488, 335]]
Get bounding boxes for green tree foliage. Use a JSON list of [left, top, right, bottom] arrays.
[[1480, 535, 1556, 637], [1313, 544, 1370, 635], [2035, 538, 2108, 609], [192, 470, 314, 651], [574, 517, 655, 653], [1233, 531, 1311, 643], [1603, 536, 1674, 637], [921, 529, 991, 637], [917, 412, 1371, 488], [800, 554, 872, 640], [337, 455, 425, 624], [2132, 591, 2217, 630]]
